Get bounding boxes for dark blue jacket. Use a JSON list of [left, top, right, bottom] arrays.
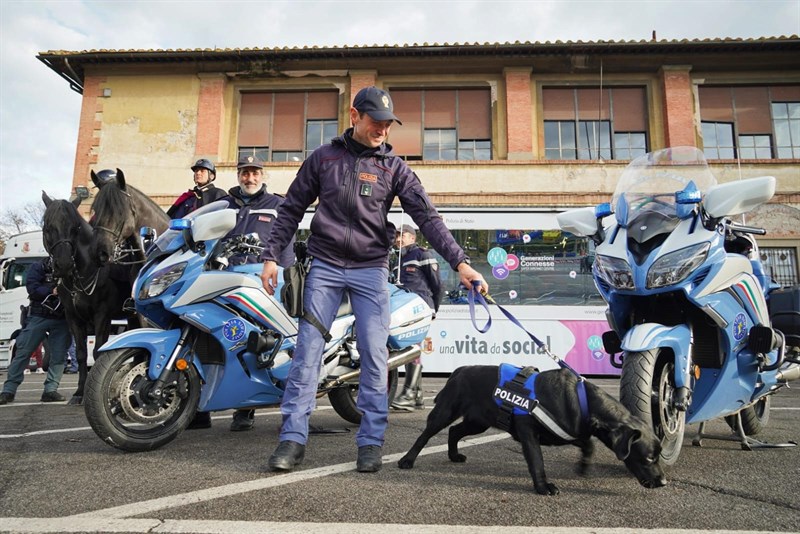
[[398, 244, 443, 311], [26, 258, 64, 319], [167, 183, 226, 219], [262, 129, 469, 271], [221, 184, 295, 268]]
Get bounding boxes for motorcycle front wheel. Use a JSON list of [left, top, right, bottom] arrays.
[[620, 348, 685, 465], [328, 368, 398, 425], [84, 348, 200, 452]]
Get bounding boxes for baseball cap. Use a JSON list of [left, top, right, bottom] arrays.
[[237, 155, 264, 169], [353, 86, 402, 125], [398, 224, 416, 235]]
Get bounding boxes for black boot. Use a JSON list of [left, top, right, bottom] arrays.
[[391, 362, 422, 411], [230, 409, 255, 431], [267, 440, 305, 472], [187, 411, 212, 430]]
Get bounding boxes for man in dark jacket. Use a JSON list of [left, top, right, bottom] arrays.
[[391, 224, 442, 411], [0, 258, 71, 404], [188, 155, 294, 431], [167, 159, 226, 219], [259, 86, 488, 474]]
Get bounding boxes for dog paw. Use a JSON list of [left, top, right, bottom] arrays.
[[449, 453, 466, 463], [397, 457, 415, 469], [535, 483, 560, 496]]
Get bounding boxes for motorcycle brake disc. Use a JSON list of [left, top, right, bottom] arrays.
[[118, 361, 181, 424]]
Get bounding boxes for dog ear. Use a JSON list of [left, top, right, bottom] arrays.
[[611, 426, 641, 461]]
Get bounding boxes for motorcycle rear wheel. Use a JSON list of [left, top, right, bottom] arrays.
[[725, 396, 770, 436], [84, 347, 200, 452], [328, 368, 398, 425], [620, 348, 685, 465]]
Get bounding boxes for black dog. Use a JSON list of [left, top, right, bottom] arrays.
[[398, 365, 667, 495]]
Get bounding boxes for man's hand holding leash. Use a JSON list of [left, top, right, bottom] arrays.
[[457, 261, 488, 295]]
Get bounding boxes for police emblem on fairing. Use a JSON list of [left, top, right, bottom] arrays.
[[733, 313, 747, 341], [222, 318, 246, 342]]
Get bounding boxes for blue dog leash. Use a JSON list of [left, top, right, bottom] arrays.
[[467, 282, 589, 427]]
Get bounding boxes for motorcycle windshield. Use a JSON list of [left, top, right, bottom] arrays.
[[611, 147, 717, 231], [150, 200, 229, 258]]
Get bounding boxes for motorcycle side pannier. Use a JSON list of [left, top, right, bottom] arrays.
[[769, 285, 800, 348]]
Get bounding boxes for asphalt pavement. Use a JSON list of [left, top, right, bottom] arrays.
[[1, 371, 799, 534]]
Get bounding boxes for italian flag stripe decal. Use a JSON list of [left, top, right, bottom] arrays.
[[227, 291, 276, 324], [734, 277, 766, 323]]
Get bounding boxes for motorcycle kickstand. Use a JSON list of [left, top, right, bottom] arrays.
[[692, 415, 797, 450]]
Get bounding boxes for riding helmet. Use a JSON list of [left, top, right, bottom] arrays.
[[191, 159, 216, 179], [95, 169, 117, 183]]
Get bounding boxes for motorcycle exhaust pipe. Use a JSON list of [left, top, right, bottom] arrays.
[[776, 362, 800, 382], [324, 345, 422, 388]]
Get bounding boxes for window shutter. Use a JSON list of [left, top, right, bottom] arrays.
[[389, 90, 422, 156], [699, 87, 734, 122], [425, 90, 457, 128], [238, 93, 272, 147], [612, 87, 646, 131], [734, 87, 771, 134], [458, 89, 491, 139], [272, 93, 305, 150], [543, 88, 575, 120], [307, 91, 339, 120]]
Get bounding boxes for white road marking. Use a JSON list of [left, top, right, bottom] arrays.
[[67, 433, 511, 519], [0, 517, 779, 534]]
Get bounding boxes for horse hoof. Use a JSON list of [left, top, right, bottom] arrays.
[[67, 396, 83, 406]]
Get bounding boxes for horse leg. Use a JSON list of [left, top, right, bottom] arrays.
[[68, 324, 89, 406]]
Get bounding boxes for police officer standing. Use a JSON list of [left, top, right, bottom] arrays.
[[391, 224, 442, 411], [0, 258, 70, 404], [167, 159, 226, 219]]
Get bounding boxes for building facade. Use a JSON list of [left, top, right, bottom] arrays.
[[38, 37, 800, 373]]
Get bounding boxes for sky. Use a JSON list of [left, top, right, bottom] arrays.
[[0, 0, 798, 217]]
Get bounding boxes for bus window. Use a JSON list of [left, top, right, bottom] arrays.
[[417, 228, 602, 308]]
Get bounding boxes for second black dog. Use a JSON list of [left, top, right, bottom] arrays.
[[397, 365, 667, 495]]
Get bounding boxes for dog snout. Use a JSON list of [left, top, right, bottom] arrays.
[[640, 475, 667, 488]]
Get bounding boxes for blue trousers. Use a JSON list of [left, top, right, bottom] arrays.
[[2, 315, 70, 395], [279, 259, 390, 448]]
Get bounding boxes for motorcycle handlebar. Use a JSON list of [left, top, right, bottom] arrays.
[[728, 221, 767, 236]]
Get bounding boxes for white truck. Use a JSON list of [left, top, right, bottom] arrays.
[[0, 231, 47, 369]]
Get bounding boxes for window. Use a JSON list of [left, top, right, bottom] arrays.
[[238, 91, 339, 163], [415, 228, 601, 307], [738, 135, 773, 159], [761, 247, 799, 287], [305, 119, 339, 159], [701, 122, 736, 159], [773, 102, 800, 159], [424, 129, 457, 160], [698, 85, 800, 160], [237, 146, 269, 162], [542, 87, 647, 160], [389, 88, 492, 161]]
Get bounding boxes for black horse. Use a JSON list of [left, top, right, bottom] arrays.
[[41, 192, 134, 405], [90, 168, 170, 269]]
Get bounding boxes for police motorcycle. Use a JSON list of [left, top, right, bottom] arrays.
[[83, 201, 433, 452], [557, 146, 800, 465]]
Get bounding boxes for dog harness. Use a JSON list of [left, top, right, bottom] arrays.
[[493, 363, 589, 441]]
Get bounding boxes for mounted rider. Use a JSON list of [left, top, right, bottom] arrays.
[[167, 159, 226, 219]]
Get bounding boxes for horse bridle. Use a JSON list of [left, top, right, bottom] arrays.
[[94, 189, 144, 265], [45, 229, 101, 297]]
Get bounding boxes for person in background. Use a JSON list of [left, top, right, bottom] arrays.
[[259, 86, 487, 474], [188, 155, 294, 431], [391, 224, 442, 411], [64, 338, 78, 374], [0, 257, 70, 405], [167, 159, 226, 219]]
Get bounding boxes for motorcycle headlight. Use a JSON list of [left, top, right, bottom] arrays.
[[138, 262, 187, 299], [595, 254, 634, 290], [646, 243, 710, 289]]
